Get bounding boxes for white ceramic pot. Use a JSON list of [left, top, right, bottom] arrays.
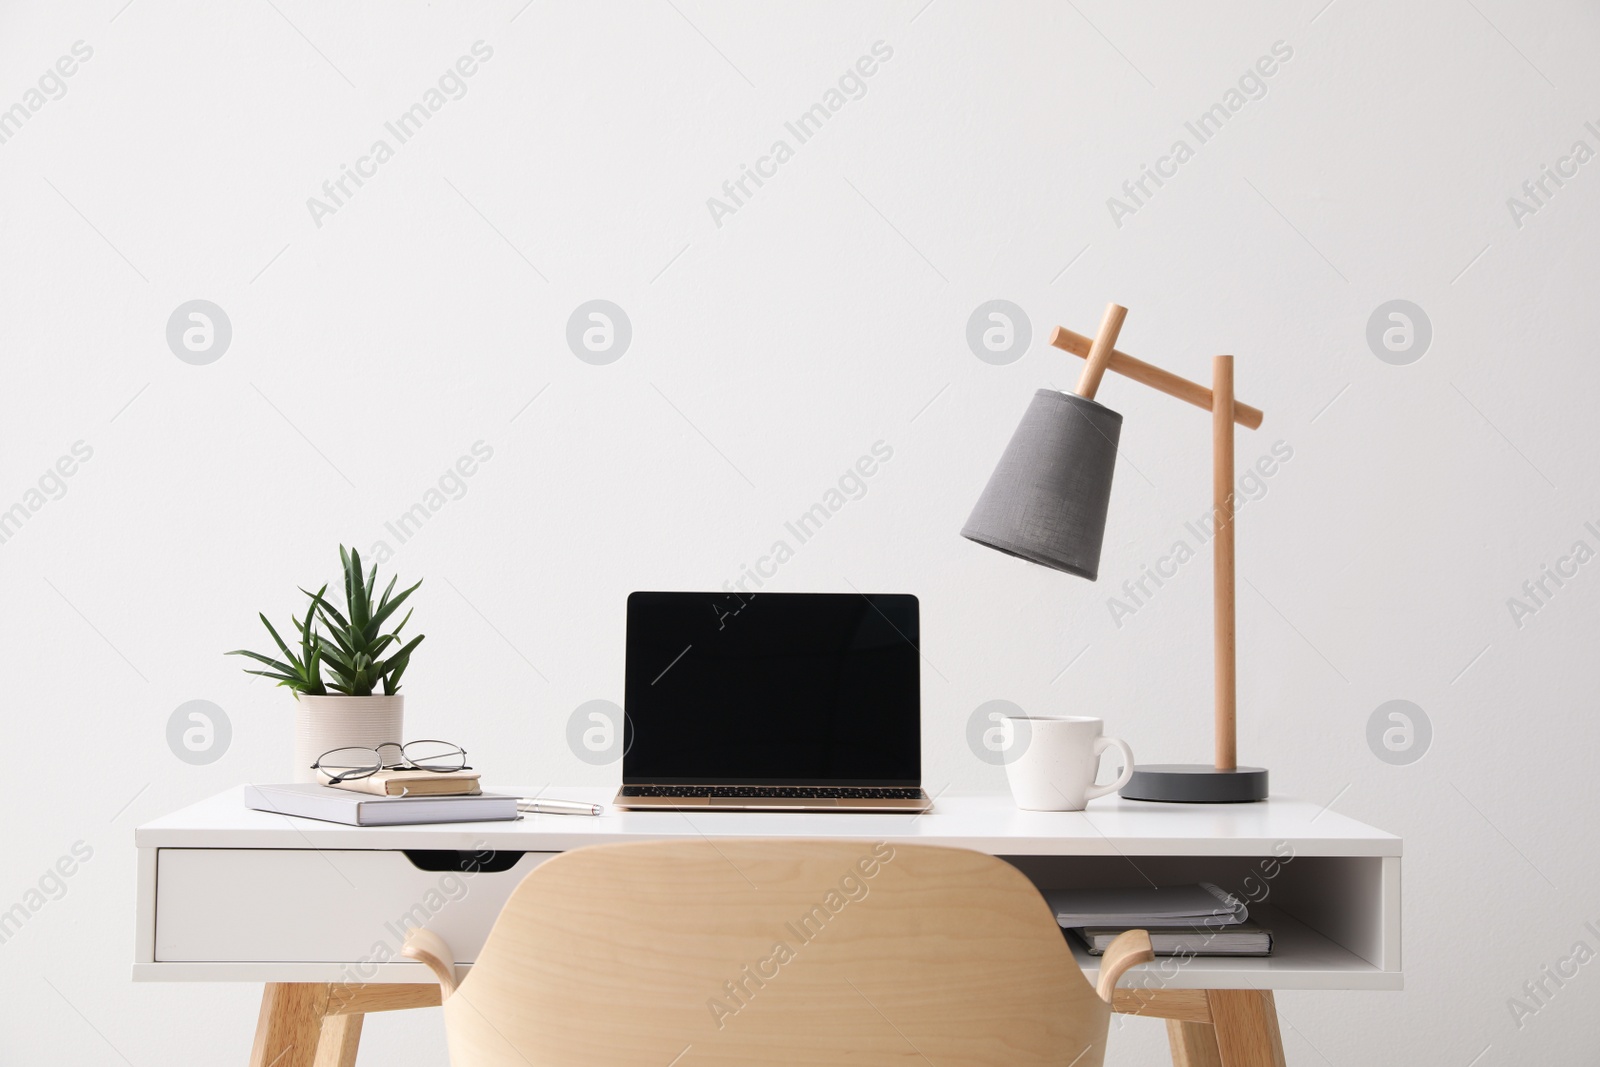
[[293, 694, 404, 783]]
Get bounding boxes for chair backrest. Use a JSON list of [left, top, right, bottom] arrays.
[[432, 839, 1117, 1066]]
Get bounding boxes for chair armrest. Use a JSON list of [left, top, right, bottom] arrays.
[[401, 927, 460, 1000], [1094, 929, 1155, 1003]]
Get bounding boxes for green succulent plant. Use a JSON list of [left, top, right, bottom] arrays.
[[227, 587, 329, 696], [312, 546, 424, 696], [226, 547, 425, 698]]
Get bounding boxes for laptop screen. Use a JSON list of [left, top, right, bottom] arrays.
[[623, 591, 921, 786]]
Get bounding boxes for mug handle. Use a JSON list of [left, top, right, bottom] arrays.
[[1085, 736, 1135, 801]]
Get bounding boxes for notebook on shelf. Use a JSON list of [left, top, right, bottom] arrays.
[[244, 783, 518, 826], [1071, 920, 1274, 957]]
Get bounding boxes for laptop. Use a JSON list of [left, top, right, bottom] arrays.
[[615, 591, 933, 812]]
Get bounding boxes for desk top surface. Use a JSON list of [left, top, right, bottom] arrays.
[[136, 787, 1401, 857]]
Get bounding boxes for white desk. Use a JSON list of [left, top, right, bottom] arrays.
[[134, 788, 1401, 1065]]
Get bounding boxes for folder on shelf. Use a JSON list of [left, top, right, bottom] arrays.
[[1044, 882, 1248, 928]]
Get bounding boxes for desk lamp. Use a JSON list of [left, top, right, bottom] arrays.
[[961, 303, 1268, 802]]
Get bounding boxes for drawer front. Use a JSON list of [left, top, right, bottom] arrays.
[[155, 848, 552, 963]]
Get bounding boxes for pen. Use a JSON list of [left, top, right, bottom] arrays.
[[517, 797, 603, 816]]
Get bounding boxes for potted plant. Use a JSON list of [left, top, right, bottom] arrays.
[[229, 546, 425, 782]]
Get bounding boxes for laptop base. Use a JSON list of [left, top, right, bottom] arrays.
[[614, 786, 932, 813]]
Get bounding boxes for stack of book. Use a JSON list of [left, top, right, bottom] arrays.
[[244, 770, 519, 826], [1045, 883, 1273, 957]]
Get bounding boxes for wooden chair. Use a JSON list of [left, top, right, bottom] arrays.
[[402, 839, 1153, 1066]]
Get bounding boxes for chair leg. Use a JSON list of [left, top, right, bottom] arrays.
[[1166, 1019, 1224, 1067], [249, 983, 330, 1067], [314, 1013, 364, 1067], [1205, 990, 1287, 1067]]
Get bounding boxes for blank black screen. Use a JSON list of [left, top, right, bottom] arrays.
[[623, 592, 921, 785]]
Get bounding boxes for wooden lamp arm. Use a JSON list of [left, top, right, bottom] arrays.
[[1051, 325, 1264, 430], [1094, 929, 1156, 1004], [401, 927, 460, 1001], [1074, 304, 1128, 400]]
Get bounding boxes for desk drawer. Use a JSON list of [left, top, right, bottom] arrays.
[[155, 848, 552, 964]]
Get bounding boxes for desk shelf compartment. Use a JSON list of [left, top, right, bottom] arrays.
[[1003, 853, 1401, 992]]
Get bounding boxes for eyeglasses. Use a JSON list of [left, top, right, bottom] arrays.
[[311, 740, 469, 783]]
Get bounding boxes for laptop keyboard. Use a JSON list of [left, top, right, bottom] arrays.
[[620, 785, 927, 800]]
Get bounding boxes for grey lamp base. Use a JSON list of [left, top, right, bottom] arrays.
[[1120, 764, 1269, 803]]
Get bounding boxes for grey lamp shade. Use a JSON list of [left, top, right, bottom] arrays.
[[961, 389, 1122, 580]]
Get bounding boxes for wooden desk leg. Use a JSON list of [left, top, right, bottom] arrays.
[[1167, 1019, 1225, 1067], [249, 983, 330, 1067], [249, 981, 441, 1067], [313, 1014, 363, 1067], [1205, 990, 1287, 1067]]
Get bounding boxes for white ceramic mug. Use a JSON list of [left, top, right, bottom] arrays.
[[1001, 715, 1135, 812]]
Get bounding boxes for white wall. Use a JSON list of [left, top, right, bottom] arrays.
[[3, 0, 1598, 1062]]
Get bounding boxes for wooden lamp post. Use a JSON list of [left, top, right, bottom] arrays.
[[961, 303, 1268, 802]]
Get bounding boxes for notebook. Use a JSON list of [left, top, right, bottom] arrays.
[[317, 768, 482, 797], [1043, 883, 1248, 928], [244, 783, 518, 826], [1072, 920, 1274, 957]]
